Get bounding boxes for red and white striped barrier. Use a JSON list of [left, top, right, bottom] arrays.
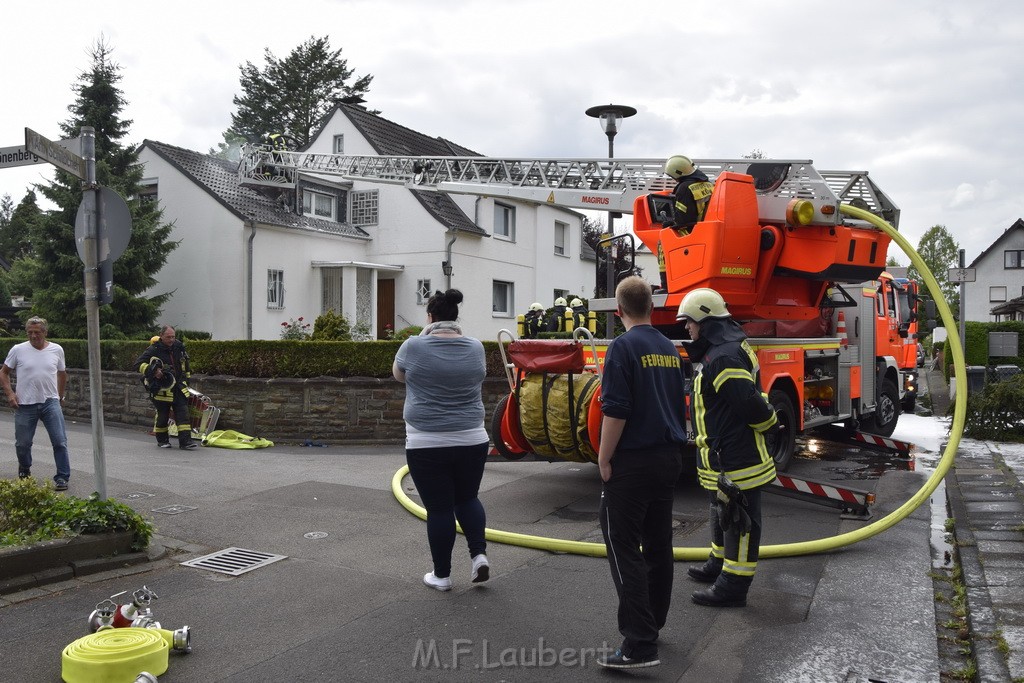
[[767, 474, 874, 518], [849, 431, 912, 456]]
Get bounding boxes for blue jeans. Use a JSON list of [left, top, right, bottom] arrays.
[[15, 398, 71, 482]]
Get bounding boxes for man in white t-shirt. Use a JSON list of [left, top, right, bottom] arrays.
[[0, 317, 70, 490]]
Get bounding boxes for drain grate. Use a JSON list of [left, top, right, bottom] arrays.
[[181, 547, 288, 576], [152, 504, 197, 515]]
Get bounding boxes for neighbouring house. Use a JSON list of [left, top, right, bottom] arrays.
[[138, 104, 596, 340], [964, 218, 1024, 322]]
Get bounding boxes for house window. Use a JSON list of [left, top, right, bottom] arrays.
[[1005, 250, 1024, 268], [417, 279, 431, 305], [268, 270, 284, 308], [554, 221, 568, 256], [333, 134, 344, 154], [554, 288, 569, 303], [302, 190, 335, 220], [494, 203, 516, 241], [139, 182, 158, 206], [351, 190, 379, 226], [492, 280, 514, 316], [990, 286, 1008, 302]]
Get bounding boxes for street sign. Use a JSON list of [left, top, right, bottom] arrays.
[[24, 127, 86, 179], [0, 137, 81, 170], [75, 186, 133, 305], [948, 267, 976, 283]]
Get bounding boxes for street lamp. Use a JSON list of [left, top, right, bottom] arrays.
[[586, 104, 636, 338]]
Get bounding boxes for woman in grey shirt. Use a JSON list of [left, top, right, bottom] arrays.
[[393, 289, 490, 591]]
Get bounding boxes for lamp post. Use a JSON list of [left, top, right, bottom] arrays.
[[586, 104, 636, 338]]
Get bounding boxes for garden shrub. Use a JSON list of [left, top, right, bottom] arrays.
[[0, 478, 154, 550], [960, 373, 1024, 442], [310, 310, 351, 341]]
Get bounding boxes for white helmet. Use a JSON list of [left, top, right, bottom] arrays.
[[554, 297, 568, 307], [676, 288, 730, 322], [665, 155, 695, 179], [529, 302, 544, 312], [570, 298, 583, 308]]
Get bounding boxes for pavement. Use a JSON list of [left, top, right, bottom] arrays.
[[928, 363, 1024, 682], [0, 368, 1013, 682]]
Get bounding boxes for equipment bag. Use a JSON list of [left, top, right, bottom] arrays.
[[201, 429, 274, 449]]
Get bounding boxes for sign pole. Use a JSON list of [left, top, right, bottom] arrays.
[[959, 248, 967, 365], [80, 127, 108, 499]]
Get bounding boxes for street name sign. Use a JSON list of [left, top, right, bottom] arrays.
[[0, 137, 81, 170], [24, 127, 86, 179]]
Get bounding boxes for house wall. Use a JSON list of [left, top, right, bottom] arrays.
[[965, 227, 1024, 321], [138, 149, 247, 339]]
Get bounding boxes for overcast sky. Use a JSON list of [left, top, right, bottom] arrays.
[[3, 0, 1022, 267]]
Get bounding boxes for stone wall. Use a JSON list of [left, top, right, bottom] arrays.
[[53, 369, 510, 444]]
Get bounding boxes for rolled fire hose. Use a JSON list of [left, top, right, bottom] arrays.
[[392, 204, 967, 560], [62, 628, 169, 683]]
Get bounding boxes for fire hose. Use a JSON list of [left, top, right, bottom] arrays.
[[61, 628, 168, 683], [392, 204, 967, 560]]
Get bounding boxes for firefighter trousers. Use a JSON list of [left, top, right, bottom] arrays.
[[704, 486, 763, 590], [599, 447, 682, 658]]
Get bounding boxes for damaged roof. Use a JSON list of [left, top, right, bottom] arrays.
[[142, 140, 370, 240]]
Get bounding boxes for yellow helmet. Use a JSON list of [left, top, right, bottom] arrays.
[[676, 288, 730, 322], [665, 155, 695, 179], [554, 297, 568, 307], [570, 298, 583, 308], [529, 302, 544, 312]]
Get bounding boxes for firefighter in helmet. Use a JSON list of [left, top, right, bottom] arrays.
[[676, 287, 778, 608], [522, 302, 545, 339], [546, 297, 569, 332], [569, 297, 589, 331], [658, 155, 714, 292]]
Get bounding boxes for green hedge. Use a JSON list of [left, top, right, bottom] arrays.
[[0, 338, 512, 379], [942, 321, 1024, 380]]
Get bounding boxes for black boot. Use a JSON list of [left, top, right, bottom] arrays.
[[687, 556, 722, 583], [691, 574, 749, 608]]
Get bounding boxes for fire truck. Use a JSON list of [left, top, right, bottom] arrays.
[[239, 148, 910, 471]]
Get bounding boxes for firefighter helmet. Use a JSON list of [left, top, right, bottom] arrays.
[[570, 298, 583, 308], [554, 297, 568, 307], [676, 288, 731, 322], [665, 155, 695, 179], [529, 302, 544, 312]]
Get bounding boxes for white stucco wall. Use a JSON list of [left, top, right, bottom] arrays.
[[965, 226, 1024, 321]]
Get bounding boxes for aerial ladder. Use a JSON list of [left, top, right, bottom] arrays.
[[240, 146, 900, 326]]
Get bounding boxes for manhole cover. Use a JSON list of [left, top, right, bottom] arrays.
[[151, 505, 198, 515], [303, 531, 329, 539], [124, 492, 155, 499], [181, 547, 288, 576]]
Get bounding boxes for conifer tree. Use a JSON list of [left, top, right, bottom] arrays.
[[20, 37, 176, 338]]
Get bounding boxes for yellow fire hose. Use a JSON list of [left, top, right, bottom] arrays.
[[392, 204, 967, 560], [62, 628, 169, 682]]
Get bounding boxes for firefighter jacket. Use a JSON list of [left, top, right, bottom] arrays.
[[135, 340, 191, 403], [687, 317, 778, 492], [670, 169, 714, 230], [522, 310, 543, 338], [545, 305, 568, 332]]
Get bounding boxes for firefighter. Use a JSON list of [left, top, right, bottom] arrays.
[[522, 302, 545, 338], [135, 326, 198, 450], [677, 288, 778, 608], [569, 298, 589, 331], [546, 297, 569, 333], [658, 155, 714, 292]]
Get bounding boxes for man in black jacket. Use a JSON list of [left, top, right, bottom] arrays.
[[135, 326, 198, 450], [677, 288, 778, 608]]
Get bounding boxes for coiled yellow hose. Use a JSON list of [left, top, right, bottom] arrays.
[[393, 204, 967, 560], [62, 628, 168, 683]]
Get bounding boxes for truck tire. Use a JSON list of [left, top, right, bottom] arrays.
[[491, 395, 527, 460], [767, 389, 796, 472], [865, 378, 901, 437]]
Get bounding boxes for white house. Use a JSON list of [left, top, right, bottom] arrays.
[[964, 218, 1024, 321], [138, 104, 597, 340]]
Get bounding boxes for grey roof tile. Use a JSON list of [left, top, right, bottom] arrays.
[[142, 140, 370, 240]]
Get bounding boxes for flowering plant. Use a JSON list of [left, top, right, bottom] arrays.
[[280, 316, 311, 340], [383, 323, 395, 340]]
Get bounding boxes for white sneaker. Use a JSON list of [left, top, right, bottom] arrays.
[[471, 554, 490, 583], [423, 571, 452, 592]]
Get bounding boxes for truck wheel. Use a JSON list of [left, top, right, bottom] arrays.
[[767, 389, 796, 472], [865, 378, 901, 437], [491, 395, 527, 460]]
